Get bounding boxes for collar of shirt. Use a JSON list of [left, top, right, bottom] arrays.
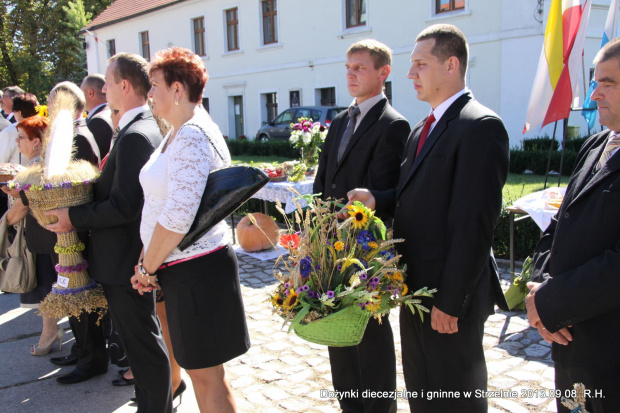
[[86, 103, 106, 120], [350, 92, 385, 131], [118, 104, 149, 131], [426, 88, 468, 134], [7, 113, 13, 120]]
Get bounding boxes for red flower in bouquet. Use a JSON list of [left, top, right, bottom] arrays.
[[280, 233, 300, 249]]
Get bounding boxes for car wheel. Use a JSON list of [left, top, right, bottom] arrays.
[[258, 134, 270, 141]]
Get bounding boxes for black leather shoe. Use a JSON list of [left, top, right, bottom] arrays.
[[50, 355, 78, 366], [56, 368, 108, 385], [112, 376, 135, 386]]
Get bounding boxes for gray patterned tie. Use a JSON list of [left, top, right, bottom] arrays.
[[337, 106, 361, 163], [595, 132, 620, 171]]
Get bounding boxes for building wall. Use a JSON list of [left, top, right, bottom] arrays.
[[84, 0, 615, 147]]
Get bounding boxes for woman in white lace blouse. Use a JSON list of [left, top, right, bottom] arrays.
[[130, 47, 249, 413]]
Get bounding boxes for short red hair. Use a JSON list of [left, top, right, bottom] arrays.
[[149, 47, 208, 103], [17, 116, 49, 141]]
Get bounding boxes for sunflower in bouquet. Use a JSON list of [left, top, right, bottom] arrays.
[[270, 195, 435, 346]]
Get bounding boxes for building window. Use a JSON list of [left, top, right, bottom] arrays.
[[193, 17, 206, 56], [265, 93, 278, 121], [346, 0, 366, 28], [107, 39, 116, 58], [384, 81, 392, 106], [202, 97, 210, 113], [140, 31, 150, 61], [436, 0, 465, 14], [261, 0, 278, 45], [318, 87, 336, 106], [226, 8, 239, 51]]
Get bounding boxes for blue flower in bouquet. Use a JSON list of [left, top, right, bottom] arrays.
[[356, 230, 376, 251], [299, 257, 313, 278], [307, 291, 316, 298], [326, 290, 335, 299], [380, 249, 395, 260]]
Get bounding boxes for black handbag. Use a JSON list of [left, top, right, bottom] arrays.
[[177, 124, 269, 251]]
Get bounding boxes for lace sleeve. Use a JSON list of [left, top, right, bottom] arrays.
[[157, 124, 220, 234]]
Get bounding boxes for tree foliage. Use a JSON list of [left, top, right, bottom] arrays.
[[0, 0, 112, 102]]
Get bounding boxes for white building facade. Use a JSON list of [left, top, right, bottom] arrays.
[[82, 0, 617, 148]]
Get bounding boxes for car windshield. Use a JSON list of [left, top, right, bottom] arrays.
[[327, 108, 345, 121], [276, 110, 294, 124]]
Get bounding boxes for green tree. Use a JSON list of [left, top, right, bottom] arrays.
[[0, 0, 112, 102]]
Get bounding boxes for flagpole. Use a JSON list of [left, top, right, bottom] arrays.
[[558, 118, 568, 187], [543, 121, 558, 190], [582, 54, 591, 135]]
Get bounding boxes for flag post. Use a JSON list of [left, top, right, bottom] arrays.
[[558, 118, 569, 187], [543, 121, 558, 190]]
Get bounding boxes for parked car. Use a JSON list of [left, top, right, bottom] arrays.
[[256, 106, 346, 140]]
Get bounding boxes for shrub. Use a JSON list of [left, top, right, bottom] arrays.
[[493, 193, 542, 261], [562, 137, 588, 152], [509, 149, 577, 175], [226, 139, 299, 158], [522, 137, 559, 151]]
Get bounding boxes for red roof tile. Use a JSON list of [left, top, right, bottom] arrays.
[[84, 0, 188, 30]]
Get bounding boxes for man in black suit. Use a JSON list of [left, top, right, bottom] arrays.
[[46, 53, 172, 413], [81, 74, 113, 159], [526, 37, 620, 413], [314, 39, 410, 413], [347, 25, 509, 412], [2, 86, 25, 123]]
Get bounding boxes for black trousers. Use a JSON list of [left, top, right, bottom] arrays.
[[554, 360, 620, 413], [328, 315, 397, 413], [67, 310, 107, 371], [102, 283, 172, 413], [400, 306, 488, 413]]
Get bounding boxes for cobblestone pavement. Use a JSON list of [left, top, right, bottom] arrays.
[[0, 252, 560, 413], [228, 253, 559, 413]]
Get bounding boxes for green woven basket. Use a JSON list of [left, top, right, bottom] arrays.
[[293, 304, 371, 347]]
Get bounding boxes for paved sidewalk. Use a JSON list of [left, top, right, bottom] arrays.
[[0, 252, 559, 413]]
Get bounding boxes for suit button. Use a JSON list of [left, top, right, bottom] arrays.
[[396, 201, 401, 208], [564, 212, 570, 219], [331, 184, 336, 189]]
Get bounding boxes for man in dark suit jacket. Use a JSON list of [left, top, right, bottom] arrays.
[[46, 53, 172, 413], [81, 74, 113, 158], [347, 25, 509, 412], [314, 39, 410, 413], [526, 37, 620, 413]]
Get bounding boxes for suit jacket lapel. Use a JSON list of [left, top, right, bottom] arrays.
[[569, 131, 620, 206], [397, 93, 472, 197], [89, 104, 106, 118], [334, 99, 387, 172], [115, 110, 149, 144], [104, 110, 150, 170]]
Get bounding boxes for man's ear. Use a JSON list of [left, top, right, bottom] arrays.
[[446, 56, 460, 78]]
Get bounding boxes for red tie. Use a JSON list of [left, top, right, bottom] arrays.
[[415, 113, 436, 158]]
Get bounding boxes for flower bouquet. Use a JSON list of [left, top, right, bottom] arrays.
[[270, 196, 435, 346], [289, 117, 328, 167]]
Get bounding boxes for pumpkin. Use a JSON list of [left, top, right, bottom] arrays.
[[237, 213, 280, 252]]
